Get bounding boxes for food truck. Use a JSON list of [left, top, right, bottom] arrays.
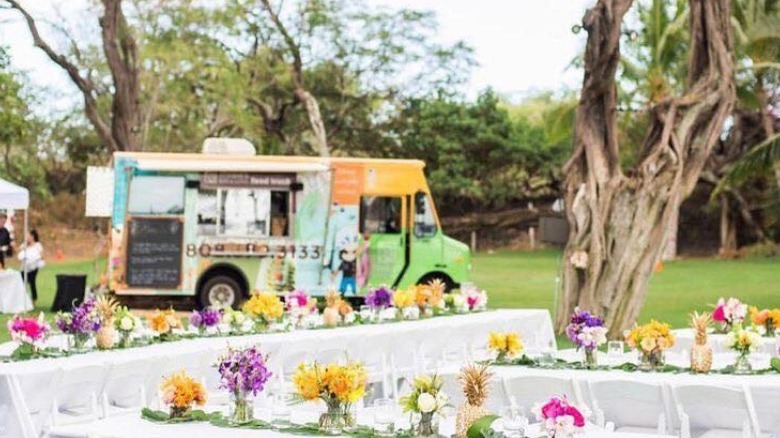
[[86, 139, 471, 308]]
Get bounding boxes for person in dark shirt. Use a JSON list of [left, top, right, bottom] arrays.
[[0, 213, 13, 257]]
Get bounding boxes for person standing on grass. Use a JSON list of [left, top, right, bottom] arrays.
[[18, 229, 44, 305], [0, 212, 14, 258]]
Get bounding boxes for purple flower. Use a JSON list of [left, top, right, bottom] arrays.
[[365, 286, 393, 310], [566, 307, 606, 350], [190, 307, 221, 329], [217, 346, 272, 396], [56, 296, 101, 335]]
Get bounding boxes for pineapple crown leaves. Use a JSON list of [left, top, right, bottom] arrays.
[[690, 311, 711, 342], [458, 363, 493, 406], [95, 294, 119, 322]]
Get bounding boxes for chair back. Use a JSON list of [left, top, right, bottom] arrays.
[[102, 358, 153, 409], [56, 364, 107, 412], [589, 380, 668, 432], [747, 385, 780, 435], [501, 375, 583, 412], [672, 384, 758, 436]]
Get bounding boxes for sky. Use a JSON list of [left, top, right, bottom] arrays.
[[0, 0, 593, 109]]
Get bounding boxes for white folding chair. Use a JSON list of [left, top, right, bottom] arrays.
[[0, 375, 38, 438], [588, 380, 669, 435], [501, 375, 585, 413], [52, 363, 108, 426], [101, 357, 153, 417], [315, 348, 348, 364], [672, 384, 760, 438], [10, 368, 59, 436], [746, 385, 780, 436]]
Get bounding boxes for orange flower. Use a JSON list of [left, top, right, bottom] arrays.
[[148, 309, 181, 334], [161, 370, 206, 409]]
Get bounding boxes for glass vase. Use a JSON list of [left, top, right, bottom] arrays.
[[70, 333, 91, 352], [637, 350, 664, 372], [119, 331, 132, 348], [733, 353, 752, 375], [414, 412, 438, 437], [319, 400, 353, 435], [169, 405, 190, 419], [583, 348, 597, 369], [230, 391, 254, 424]]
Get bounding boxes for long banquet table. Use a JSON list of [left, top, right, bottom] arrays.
[[0, 309, 556, 438]]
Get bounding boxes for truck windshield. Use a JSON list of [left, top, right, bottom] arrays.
[[127, 176, 184, 215]]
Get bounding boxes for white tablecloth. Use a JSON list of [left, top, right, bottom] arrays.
[[0, 309, 555, 438], [672, 328, 779, 355], [0, 269, 32, 314], [46, 407, 674, 438]]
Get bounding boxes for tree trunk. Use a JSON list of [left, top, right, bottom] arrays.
[[558, 0, 735, 337], [661, 209, 678, 261], [719, 194, 737, 255]]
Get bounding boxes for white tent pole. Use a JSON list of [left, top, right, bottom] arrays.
[[23, 209, 28, 294]]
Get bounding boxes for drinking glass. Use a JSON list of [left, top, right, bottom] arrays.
[[538, 339, 556, 367], [499, 405, 527, 438], [373, 398, 395, 436], [607, 341, 625, 358], [359, 305, 373, 322], [271, 392, 291, 427]]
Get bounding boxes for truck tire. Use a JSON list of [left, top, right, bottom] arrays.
[[199, 275, 242, 309], [417, 273, 457, 293]]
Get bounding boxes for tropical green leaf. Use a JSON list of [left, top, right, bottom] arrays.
[[466, 414, 500, 438]]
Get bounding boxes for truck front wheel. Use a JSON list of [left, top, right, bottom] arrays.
[[199, 275, 242, 309]]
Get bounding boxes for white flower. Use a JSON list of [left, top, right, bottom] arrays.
[[579, 326, 608, 348], [435, 391, 449, 408], [417, 393, 436, 413], [119, 316, 134, 331], [452, 294, 465, 307], [343, 312, 356, 324]]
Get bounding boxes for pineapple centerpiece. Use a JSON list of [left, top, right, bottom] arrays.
[[690, 311, 713, 374], [95, 294, 119, 350], [455, 364, 493, 438]]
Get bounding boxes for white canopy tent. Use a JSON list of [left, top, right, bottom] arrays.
[[0, 178, 30, 287]]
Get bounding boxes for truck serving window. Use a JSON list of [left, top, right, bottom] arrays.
[[360, 196, 401, 234], [127, 176, 184, 215], [214, 188, 291, 238], [414, 192, 438, 238]]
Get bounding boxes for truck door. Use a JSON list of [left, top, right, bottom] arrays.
[[408, 191, 443, 283], [360, 195, 407, 287]]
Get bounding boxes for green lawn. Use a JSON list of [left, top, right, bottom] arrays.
[[475, 249, 780, 329], [1, 251, 778, 343]]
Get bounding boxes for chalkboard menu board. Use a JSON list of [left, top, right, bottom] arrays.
[[126, 217, 183, 288]]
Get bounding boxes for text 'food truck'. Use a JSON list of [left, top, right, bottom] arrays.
[[86, 139, 471, 308]]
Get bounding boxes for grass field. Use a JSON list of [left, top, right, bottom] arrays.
[[1, 251, 778, 342]]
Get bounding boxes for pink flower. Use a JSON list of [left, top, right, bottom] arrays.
[[564, 405, 586, 427], [712, 303, 726, 322]]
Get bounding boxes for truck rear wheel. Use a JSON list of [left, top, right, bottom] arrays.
[[199, 275, 242, 309], [417, 273, 457, 293]]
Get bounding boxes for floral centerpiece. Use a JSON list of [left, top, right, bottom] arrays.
[[284, 289, 318, 327], [216, 346, 272, 423], [566, 308, 607, 368], [394, 287, 418, 319], [444, 293, 467, 313], [243, 292, 284, 329], [365, 286, 393, 314], [532, 396, 588, 438], [712, 297, 747, 333], [160, 370, 207, 419], [400, 374, 449, 437], [293, 360, 368, 434], [7, 313, 50, 358], [462, 285, 488, 311], [323, 290, 355, 327], [749, 307, 780, 337], [113, 306, 140, 348], [56, 296, 101, 351], [414, 280, 446, 315], [725, 326, 763, 374], [222, 308, 249, 333], [488, 332, 523, 363], [95, 294, 119, 350], [148, 309, 182, 339], [189, 307, 221, 335], [624, 320, 675, 371]]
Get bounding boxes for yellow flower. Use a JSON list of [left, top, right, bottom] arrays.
[[293, 361, 367, 405], [625, 320, 675, 354], [393, 288, 416, 309], [243, 292, 284, 321], [161, 370, 206, 409], [488, 332, 523, 358], [148, 309, 181, 334]]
